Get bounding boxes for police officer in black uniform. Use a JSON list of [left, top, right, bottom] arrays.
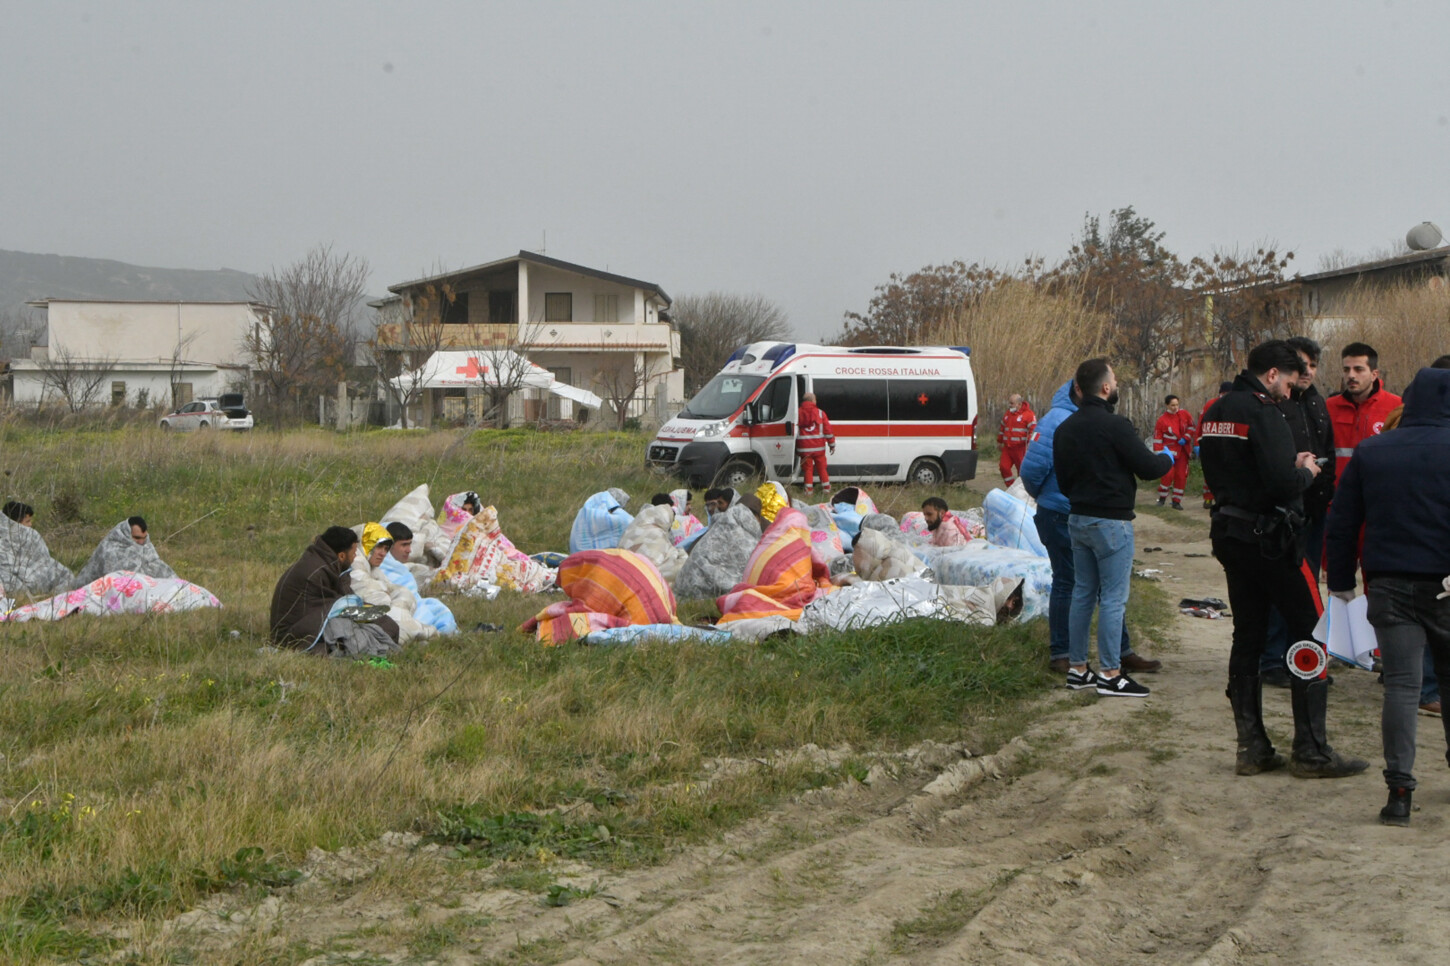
[[1199, 340, 1368, 779]]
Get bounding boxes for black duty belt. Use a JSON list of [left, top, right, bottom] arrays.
[[1214, 506, 1258, 524]]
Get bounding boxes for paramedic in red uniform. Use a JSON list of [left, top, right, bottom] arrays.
[[1153, 394, 1195, 509], [796, 392, 835, 497], [997, 394, 1036, 486], [1326, 341, 1401, 478]]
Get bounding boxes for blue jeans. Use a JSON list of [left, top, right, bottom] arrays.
[[1068, 515, 1135, 672], [1035, 507, 1133, 661]]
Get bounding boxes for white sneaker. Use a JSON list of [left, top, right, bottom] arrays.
[[1096, 673, 1150, 697]]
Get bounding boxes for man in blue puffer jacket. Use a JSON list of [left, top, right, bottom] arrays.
[[1020, 379, 1163, 675]]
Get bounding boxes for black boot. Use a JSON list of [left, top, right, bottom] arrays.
[[1380, 787, 1412, 826], [1288, 677, 1369, 778], [1227, 675, 1285, 775]]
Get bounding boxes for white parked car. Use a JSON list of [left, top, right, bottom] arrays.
[[159, 394, 254, 431]]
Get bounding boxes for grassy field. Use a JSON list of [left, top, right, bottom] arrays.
[[0, 424, 1166, 963]]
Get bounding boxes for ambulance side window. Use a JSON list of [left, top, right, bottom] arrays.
[[755, 378, 792, 422], [888, 380, 971, 421], [814, 378, 888, 421]]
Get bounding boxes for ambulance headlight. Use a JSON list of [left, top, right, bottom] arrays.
[[695, 421, 726, 439]]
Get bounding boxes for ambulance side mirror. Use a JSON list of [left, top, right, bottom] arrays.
[[740, 405, 755, 426]]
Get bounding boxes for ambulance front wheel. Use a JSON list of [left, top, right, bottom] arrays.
[[714, 459, 761, 490], [907, 457, 945, 486]]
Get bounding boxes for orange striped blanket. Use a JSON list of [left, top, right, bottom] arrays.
[[716, 508, 834, 623], [520, 549, 678, 645]]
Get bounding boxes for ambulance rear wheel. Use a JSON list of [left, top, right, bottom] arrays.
[[907, 457, 945, 486], [714, 459, 761, 490]]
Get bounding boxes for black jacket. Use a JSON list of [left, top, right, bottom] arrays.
[[1054, 394, 1173, 520], [1327, 367, 1450, 589], [1277, 384, 1335, 518], [1199, 372, 1314, 528]]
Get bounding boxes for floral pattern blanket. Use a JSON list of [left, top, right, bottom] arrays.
[[1, 570, 220, 623]]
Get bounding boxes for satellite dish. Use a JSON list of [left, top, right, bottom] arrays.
[[1406, 221, 1443, 250]]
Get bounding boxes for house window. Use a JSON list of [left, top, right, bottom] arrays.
[[111, 381, 126, 407], [594, 293, 618, 323], [545, 293, 573, 322], [442, 291, 469, 325], [489, 290, 516, 325]]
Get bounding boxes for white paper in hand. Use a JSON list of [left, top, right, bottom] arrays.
[[1313, 596, 1377, 670]]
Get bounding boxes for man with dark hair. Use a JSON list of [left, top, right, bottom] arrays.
[[1327, 365, 1450, 824], [270, 526, 399, 652], [703, 488, 735, 517], [920, 496, 971, 547], [1327, 341, 1401, 479], [1195, 382, 1234, 508], [650, 493, 674, 507], [2, 501, 34, 526], [1260, 337, 1338, 688], [1153, 394, 1194, 508], [1022, 376, 1163, 675], [127, 516, 149, 545], [1200, 340, 1367, 779], [1053, 358, 1173, 697], [1434, 354, 1450, 369]]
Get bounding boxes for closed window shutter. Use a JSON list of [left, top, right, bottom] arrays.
[[594, 293, 617, 323]]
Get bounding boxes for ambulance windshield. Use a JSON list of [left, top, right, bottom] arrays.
[[680, 373, 766, 420]]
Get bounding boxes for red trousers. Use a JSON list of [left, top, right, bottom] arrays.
[[1158, 450, 1189, 502], [801, 453, 830, 491], [999, 444, 1027, 485]]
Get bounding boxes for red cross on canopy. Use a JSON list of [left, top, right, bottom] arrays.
[[455, 356, 489, 379]]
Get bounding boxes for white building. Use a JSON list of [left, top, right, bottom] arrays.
[[374, 251, 683, 426], [7, 299, 266, 409]]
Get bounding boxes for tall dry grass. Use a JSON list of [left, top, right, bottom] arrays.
[[930, 279, 1111, 428], [1322, 282, 1450, 393]]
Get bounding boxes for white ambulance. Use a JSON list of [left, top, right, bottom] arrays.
[[647, 342, 979, 489]]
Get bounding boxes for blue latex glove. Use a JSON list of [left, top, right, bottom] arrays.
[[1162, 447, 1175, 463], [1178, 437, 1189, 448], [1193, 445, 1200, 458]]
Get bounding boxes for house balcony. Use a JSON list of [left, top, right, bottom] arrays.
[[384, 321, 679, 355]]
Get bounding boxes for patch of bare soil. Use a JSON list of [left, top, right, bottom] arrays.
[[165, 496, 1444, 965]]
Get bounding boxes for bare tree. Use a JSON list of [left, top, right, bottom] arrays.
[[36, 345, 117, 413], [674, 292, 790, 394], [472, 316, 547, 428], [593, 352, 667, 429], [167, 331, 198, 409], [0, 308, 37, 364], [370, 284, 452, 429], [244, 244, 369, 425]]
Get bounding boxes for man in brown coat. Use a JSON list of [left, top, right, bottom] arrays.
[[270, 526, 399, 652]]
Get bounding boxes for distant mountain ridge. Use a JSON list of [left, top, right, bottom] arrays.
[[0, 249, 260, 322]]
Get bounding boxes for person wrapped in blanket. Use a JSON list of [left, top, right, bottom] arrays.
[[1, 500, 75, 599], [919, 497, 973, 548], [349, 522, 438, 643], [270, 526, 399, 655], [716, 496, 838, 624], [380, 522, 458, 635]]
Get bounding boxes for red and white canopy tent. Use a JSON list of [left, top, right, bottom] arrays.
[[393, 350, 603, 409]]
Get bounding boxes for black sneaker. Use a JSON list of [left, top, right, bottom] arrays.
[[1171, 501, 1184, 510], [1065, 667, 1099, 690], [1096, 673, 1150, 697], [1156, 497, 1166, 506]]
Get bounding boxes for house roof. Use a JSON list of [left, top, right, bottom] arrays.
[[26, 297, 272, 309], [1293, 246, 1450, 284], [386, 251, 671, 305]]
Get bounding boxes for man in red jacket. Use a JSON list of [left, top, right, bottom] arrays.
[[997, 394, 1036, 486], [1196, 381, 1232, 507], [1153, 394, 1195, 509], [796, 392, 836, 497], [1326, 341, 1400, 477]]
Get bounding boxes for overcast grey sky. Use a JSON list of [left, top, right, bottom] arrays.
[[3, 1, 1447, 340]]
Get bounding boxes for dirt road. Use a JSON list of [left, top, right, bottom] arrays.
[[178, 497, 1442, 965]]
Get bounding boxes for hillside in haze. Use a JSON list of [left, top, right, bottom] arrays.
[[0, 249, 259, 323]]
